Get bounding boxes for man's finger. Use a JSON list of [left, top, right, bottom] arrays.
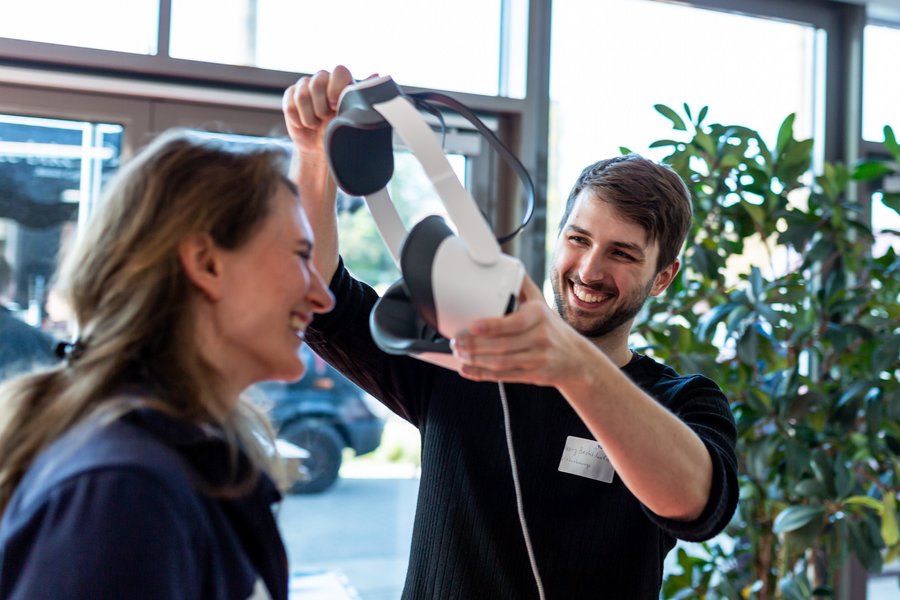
[[327, 65, 354, 110], [518, 274, 545, 303], [308, 70, 333, 119], [281, 85, 301, 130]]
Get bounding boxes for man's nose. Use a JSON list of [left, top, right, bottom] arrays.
[[578, 252, 607, 286]]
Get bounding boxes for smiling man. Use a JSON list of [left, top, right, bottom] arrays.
[[284, 68, 738, 600]]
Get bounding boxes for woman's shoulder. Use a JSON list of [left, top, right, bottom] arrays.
[[8, 412, 201, 520], [0, 414, 219, 599]]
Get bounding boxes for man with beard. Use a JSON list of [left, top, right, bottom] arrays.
[[283, 66, 738, 599]]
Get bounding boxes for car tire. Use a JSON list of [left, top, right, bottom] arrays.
[[282, 421, 343, 494]]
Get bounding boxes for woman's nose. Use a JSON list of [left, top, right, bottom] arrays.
[[308, 266, 335, 315]]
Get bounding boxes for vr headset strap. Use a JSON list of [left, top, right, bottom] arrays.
[[371, 95, 501, 266], [364, 186, 406, 268]]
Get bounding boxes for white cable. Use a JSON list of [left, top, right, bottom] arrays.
[[498, 381, 546, 600]]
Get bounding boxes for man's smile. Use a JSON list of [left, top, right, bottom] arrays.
[[571, 282, 614, 305]]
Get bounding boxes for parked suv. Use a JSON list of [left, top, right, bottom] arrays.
[[257, 346, 385, 494]]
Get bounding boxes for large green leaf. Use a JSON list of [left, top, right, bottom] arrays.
[[697, 302, 736, 341], [741, 201, 766, 228], [780, 573, 812, 600], [697, 106, 709, 126], [736, 325, 759, 366], [873, 333, 900, 373], [648, 139, 682, 149], [847, 518, 885, 572], [883, 494, 899, 546], [749, 266, 765, 303], [694, 131, 717, 156], [776, 113, 797, 157], [884, 125, 900, 162], [794, 478, 827, 499], [777, 139, 814, 181], [833, 456, 853, 499], [773, 505, 825, 533], [811, 450, 836, 496], [654, 104, 687, 131], [843, 495, 884, 513], [852, 160, 895, 181]]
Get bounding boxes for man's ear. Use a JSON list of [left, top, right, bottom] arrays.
[[650, 259, 680, 297], [179, 233, 224, 302]]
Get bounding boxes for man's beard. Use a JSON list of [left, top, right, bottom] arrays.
[[551, 270, 654, 339]]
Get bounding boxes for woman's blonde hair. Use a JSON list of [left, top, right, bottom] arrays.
[[0, 129, 294, 513]]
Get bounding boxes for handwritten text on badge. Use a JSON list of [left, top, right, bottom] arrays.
[[558, 435, 616, 483]]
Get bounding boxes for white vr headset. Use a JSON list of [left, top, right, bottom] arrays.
[[324, 76, 534, 370]]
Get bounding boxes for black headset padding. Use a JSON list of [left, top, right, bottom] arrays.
[[325, 111, 394, 197], [324, 77, 404, 197], [400, 215, 454, 331], [369, 280, 452, 355]]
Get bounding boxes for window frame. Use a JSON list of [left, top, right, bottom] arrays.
[[1, 2, 898, 595]]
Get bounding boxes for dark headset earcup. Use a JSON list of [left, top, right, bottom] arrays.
[[325, 112, 394, 196], [400, 215, 454, 330], [370, 279, 451, 355]]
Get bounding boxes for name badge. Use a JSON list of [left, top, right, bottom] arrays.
[[558, 435, 615, 483]]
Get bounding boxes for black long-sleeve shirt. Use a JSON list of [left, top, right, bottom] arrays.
[[308, 261, 738, 599]]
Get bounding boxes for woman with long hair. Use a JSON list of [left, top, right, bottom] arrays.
[[0, 129, 333, 599]]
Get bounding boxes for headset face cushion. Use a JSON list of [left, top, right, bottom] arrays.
[[370, 280, 418, 341], [400, 215, 454, 330], [369, 279, 452, 355], [325, 118, 394, 196]]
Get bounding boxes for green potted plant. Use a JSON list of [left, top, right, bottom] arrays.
[[628, 106, 900, 598]]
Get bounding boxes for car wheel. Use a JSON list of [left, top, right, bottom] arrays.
[[282, 421, 343, 494]]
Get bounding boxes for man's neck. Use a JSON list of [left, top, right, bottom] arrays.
[[589, 326, 634, 368]]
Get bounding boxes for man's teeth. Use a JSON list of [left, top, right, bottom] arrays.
[[573, 285, 609, 304], [290, 314, 305, 331]]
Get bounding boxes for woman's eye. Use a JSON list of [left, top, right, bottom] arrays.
[[296, 251, 312, 261]]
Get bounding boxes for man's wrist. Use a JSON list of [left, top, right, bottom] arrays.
[[289, 148, 331, 180]]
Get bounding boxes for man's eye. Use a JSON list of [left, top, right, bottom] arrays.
[[296, 251, 312, 261]]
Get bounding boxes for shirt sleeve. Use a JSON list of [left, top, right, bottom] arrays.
[[306, 258, 441, 426], [643, 376, 739, 542], [0, 469, 203, 600]]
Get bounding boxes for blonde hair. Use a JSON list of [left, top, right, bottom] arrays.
[[0, 129, 293, 513]]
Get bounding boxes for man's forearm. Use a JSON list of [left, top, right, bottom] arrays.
[[560, 345, 714, 521], [291, 151, 340, 283]]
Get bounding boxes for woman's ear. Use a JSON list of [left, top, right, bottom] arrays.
[[179, 233, 223, 301]]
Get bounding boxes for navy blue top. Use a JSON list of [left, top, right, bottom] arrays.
[[0, 409, 288, 600]]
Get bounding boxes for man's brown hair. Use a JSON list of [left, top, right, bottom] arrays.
[[558, 154, 693, 272]]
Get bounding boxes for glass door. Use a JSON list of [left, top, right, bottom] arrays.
[[0, 113, 123, 379]]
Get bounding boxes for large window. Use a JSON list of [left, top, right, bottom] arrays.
[[1, 1, 528, 98], [0, 113, 123, 349], [0, 0, 158, 54], [549, 0, 819, 250], [862, 23, 900, 260], [171, 0, 510, 96], [863, 23, 900, 142]]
